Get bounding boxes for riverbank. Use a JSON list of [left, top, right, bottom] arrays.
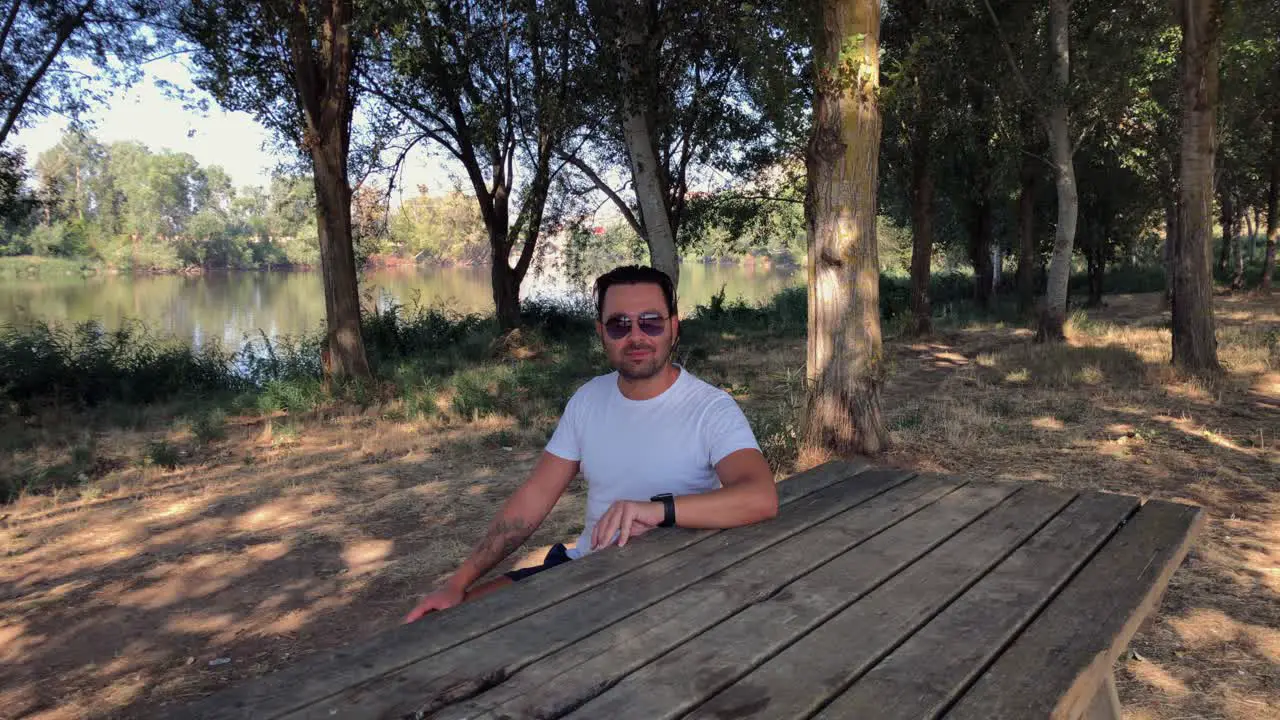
[[0, 250, 791, 280], [0, 291, 1277, 719]]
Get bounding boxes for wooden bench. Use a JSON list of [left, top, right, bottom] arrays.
[[177, 460, 1205, 719]]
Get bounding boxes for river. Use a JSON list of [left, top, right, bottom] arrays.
[[0, 263, 802, 349]]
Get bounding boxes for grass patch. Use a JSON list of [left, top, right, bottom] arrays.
[[143, 439, 181, 469], [0, 256, 102, 278], [190, 408, 227, 445]]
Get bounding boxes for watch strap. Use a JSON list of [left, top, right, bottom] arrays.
[[651, 493, 676, 527]]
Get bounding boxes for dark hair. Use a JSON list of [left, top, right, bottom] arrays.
[[593, 265, 677, 320]]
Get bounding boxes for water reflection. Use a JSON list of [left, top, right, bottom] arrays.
[[0, 263, 801, 348]]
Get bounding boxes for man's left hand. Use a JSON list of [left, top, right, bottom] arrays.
[[592, 500, 663, 549]]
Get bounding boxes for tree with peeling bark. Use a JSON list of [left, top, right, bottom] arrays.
[[801, 0, 889, 458], [577, 0, 801, 286], [982, 0, 1164, 341], [176, 0, 371, 379], [364, 0, 583, 330], [1171, 0, 1223, 374], [584, 0, 678, 284]]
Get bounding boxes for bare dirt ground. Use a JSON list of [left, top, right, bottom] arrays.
[[1, 291, 1277, 720]]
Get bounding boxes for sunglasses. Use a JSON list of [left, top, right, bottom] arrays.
[[603, 311, 668, 340]]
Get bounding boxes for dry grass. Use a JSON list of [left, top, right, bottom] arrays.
[[0, 410, 585, 720], [0, 291, 1276, 719], [872, 293, 1280, 720]]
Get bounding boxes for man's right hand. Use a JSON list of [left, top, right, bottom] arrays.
[[403, 584, 466, 624]]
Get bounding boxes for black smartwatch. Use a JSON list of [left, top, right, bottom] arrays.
[[650, 493, 676, 527]]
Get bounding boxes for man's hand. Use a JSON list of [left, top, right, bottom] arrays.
[[592, 500, 663, 549], [403, 583, 465, 624]]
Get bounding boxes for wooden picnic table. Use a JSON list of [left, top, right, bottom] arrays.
[[180, 460, 1205, 720]]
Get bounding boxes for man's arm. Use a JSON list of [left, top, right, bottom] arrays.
[[405, 451, 579, 622], [591, 448, 777, 550]]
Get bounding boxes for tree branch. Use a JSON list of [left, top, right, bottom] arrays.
[[560, 152, 644, 237], [979, 0, 1034, 105], [0, 0, 23, 55], [0, 0, 93, 147]]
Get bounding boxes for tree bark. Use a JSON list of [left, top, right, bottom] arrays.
[[968, 197, 994, 309], [491, 256, 521, 330], [1245, 205, 1257, 262], [802, 0, 888, 458], [311, 143, 370, 380], [1263, 114, 1279, 291], [1085, 218, 1105, 307], [909, 122, 934, 335], [1232, 228, 1246, 289], [285, 0, 370, 379], [1037, 0, 1078, 342], [1217, 188, 1233, 275], [1172, 0, 1222, 374], [1164, 199, 1178, 307], [1016, 151, 1039, 314], [592, 0, 680, 286], [621, 108, 680, 285]]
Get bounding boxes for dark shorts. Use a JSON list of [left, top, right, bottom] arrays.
[[504, 543, 573, 582]]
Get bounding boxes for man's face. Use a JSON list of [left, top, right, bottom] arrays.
[[597, 282, 678, 381]]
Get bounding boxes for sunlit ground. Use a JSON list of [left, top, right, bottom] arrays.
[[0, 291, 1276, 720]]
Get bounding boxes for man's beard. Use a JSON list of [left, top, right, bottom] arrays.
[[615, 342, 672, 381]]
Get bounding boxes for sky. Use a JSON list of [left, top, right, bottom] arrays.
[[9, 58, 454, 196]]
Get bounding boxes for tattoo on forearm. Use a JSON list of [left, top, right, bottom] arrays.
[[473, 515, 534, 568]]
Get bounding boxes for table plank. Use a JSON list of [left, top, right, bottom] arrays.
[[559, 481, 1026, 720], [684, 485, 1076, 720], [179, 458, 869, 720], [812, 491, 1139, 720], [432, 474, 967, 720], [943, 499, 1206, 720], [280, 467, 912, 720]]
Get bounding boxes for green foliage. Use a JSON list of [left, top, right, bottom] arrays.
[[144, 439, 182, 470], [0, 1, 166, 148], [190, 409, 227, 445], [679, 190, 805, 261], [384, 190, 488, 265], [0, 321, 243, 410], [255, 378, 325, 414], [14, 130, 321, 271], [1, 435, 98, 503], [562, 223, 648, 288]]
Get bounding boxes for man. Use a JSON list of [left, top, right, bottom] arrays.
[[404, 265, 778, 623]]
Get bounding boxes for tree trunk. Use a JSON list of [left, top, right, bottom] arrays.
[[1264, 114, 1279, 291], [1252, 207, 1262, 262], [968, 198, 994, 309], [1229, 200, 1246, 289], [1164, 199, 1178, 308], [1217, 189, 1233, 275], [1086, 219, 1105, 307], [286, 0, 370, 380], [1172, 0, 1222, 374], [311, 144, 371, 380], [621, 109, 679, 285], [1037, 0, 1078, 342], [802, 0, 888, 458], [1245, 205, 1257, 262], [594, 0, 680, 286], [1016, 151, 1039, 314], [909, 124, 934, 335], [491, 254, 521, 330]]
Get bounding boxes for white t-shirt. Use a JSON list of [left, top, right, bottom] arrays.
[[545, 365, 761, 559]]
